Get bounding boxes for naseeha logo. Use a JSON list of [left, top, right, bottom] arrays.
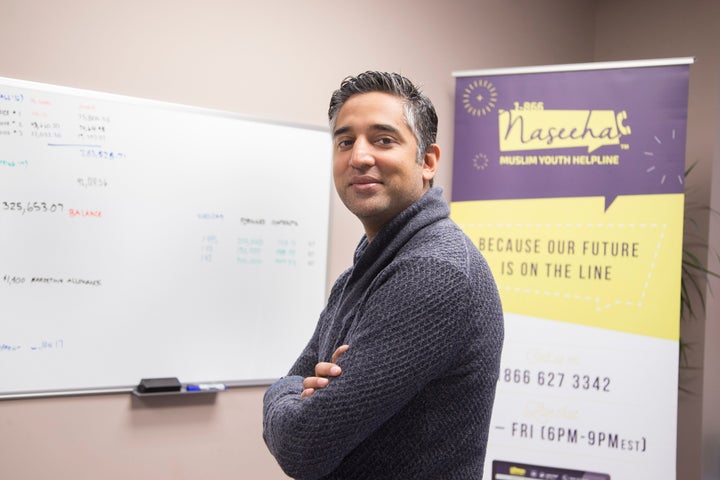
[[498, 105, 632, 153]]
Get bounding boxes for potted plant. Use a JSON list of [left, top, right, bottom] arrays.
[[679, 162, 720, 371]]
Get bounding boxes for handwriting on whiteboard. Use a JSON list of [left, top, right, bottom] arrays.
[[0, 339, 65, 353], [1, 275, 102, 287]]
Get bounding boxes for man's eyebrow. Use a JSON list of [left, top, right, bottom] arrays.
[[332, 124, 401, 138], [371, 124, 402, 135], [333, 126, 351, 138]]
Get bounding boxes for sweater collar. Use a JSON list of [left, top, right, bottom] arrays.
[[353, 187, 449, 265]]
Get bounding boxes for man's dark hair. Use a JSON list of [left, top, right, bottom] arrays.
[[328, 71, 438, 166]]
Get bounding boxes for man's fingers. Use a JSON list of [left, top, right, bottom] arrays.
[[303, 376, 329, 390], [314, 362, 342, 377], [332, 344, 350, 363], [301, 348, 349, 398]]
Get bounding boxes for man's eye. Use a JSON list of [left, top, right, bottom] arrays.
[[376, 137, 394, 146], [337, 139, 353, 149]]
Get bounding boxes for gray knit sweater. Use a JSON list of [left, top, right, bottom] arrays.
[[263, 188, 504, 479]]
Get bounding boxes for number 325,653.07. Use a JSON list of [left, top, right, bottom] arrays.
[[2, 201, 64, 214]]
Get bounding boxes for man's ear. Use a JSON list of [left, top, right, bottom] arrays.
[[422, 144, 440, 185]]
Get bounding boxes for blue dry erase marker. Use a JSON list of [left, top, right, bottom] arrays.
[[186, 383, 226, 392]]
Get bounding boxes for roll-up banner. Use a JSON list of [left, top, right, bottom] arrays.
[[451, 58, 693, 479]]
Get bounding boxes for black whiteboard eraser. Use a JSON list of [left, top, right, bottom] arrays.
[[137, 377, 182, 393]]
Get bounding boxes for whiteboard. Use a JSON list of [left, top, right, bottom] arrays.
[[0, 77, 332, 397]]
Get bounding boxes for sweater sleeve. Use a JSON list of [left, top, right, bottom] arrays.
[[262, 257, 477, 479]]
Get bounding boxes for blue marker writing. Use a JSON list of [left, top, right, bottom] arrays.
[[186, 383, 226, 392]]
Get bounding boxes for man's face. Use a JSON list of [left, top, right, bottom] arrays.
[[332, 92, 435, 240]]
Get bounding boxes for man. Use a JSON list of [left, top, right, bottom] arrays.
[[263, 71, 504, 479]]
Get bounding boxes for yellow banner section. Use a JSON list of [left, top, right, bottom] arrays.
[[451, 194, 683, 340]]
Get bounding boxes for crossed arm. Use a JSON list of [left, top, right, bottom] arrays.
[[263, 259, 475, 479]]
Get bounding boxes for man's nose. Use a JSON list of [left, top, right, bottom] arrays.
[[349, 138, 374, 168]]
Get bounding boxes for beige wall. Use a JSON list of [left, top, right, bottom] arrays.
[[593, 1, 720, 478], [1, 1, 717, 479], [706, 91, 720, 480]]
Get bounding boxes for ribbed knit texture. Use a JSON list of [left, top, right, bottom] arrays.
[[263, 188, 504, 479]]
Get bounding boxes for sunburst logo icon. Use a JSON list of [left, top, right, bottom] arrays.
[[643, 129, 684, 187], [472, 152, 489, 171], [462, 79, 498, 117]]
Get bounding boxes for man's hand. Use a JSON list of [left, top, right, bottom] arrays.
[[301, 344, 349, 398]]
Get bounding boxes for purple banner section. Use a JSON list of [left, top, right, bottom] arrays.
[[452, 65, 690, 208]]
